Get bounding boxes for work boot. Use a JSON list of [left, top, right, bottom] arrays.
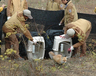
[[49, 51, 55, 59]]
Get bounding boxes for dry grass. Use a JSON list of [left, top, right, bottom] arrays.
[[0, 52, 96, 76], [0, 0, 96, 76], [0, 0, 96, 14], [0, 34, 96, 76]]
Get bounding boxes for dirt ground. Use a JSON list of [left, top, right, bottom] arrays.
[[43, 55, 96, 76], [0, 0, 96, 76]]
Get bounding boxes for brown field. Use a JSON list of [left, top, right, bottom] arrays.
[[0, 0, 96, 76], [0, 0, 96, 14]]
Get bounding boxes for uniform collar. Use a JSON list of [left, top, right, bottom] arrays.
[[65, 0, 72, 9]]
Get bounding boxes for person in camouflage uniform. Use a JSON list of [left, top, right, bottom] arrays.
[[63, 19, 91, 57], [7, 0, 28, 20], [59, 0, 78, 26], [46, 0, 64, 11], [6, 0, 28, 56], [49, 19, 91, 64], [2, 9, 34, 60]]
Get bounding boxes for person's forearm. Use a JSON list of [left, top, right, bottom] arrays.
[[73, 42, 83, 48], [61, 17, 64, 23], [7, 0, 12, 16], [24, 29, 33, 41]]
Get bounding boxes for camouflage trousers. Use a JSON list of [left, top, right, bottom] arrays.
[[5, 34, 20, 58], [72, 43, 86, 57], [72, 27, 91, 57]]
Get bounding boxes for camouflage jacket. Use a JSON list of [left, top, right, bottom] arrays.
[[61, 0, 78, 26], [64, 19, 91, 48], [2, 11, 33, 41], [46, 0, 64, 11], [7, 0, 28, 17]]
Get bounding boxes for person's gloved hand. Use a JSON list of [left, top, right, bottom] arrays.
[[29, 38, 33, 41], [59, 21, 62, 26], [60, 35, 65, 38], [2, 4, 6, 8], [59, 34, 65, 38], [29, 40, 37, 45], [59, 23, 61, 26], [68, 46, 74, 53], [7, 16, 11, 20], [60, 34, 71, 39]]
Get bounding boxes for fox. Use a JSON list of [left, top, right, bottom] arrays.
[[49, 51, 67, 64]]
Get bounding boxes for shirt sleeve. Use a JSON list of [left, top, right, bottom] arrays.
[[63, 26, 68, 34], [18, 22, 33, 41], [61, 16, 65, 22], [66, 6, 75, 23], [23, 0, 28, 9], [59, 1, 64, 10], [7, 0, 12, 16], [0, 7, 3, 12], [73, 42, 83, 48]]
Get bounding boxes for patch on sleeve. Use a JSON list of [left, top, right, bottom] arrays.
[[69, 9, 72, 13], [60, 4, 63, 8]]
